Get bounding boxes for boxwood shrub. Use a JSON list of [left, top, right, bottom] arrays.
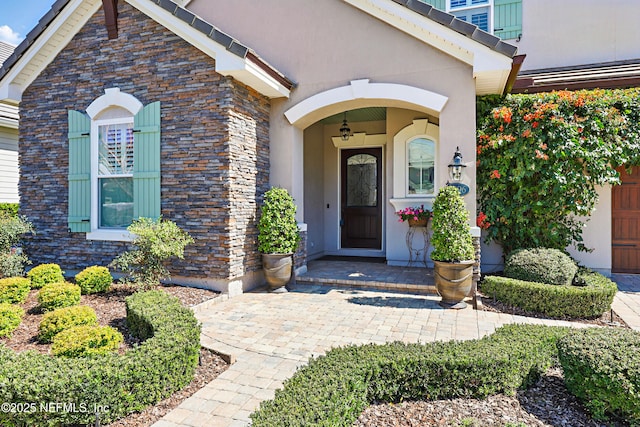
[[250, 324, 569, 426], [0, 303, 23, 338], [480, 269, 617, 319], [557, 328, 640, 423], [504, 248, 578, 286], [0, 290, 200, 426], [38, 305, 98, 343], [52, 325, 123, 357], [27, 263, 64, 289], [0, 277, 31, 304], [75, 266, 112, 295], [37, 282, 81, 312]]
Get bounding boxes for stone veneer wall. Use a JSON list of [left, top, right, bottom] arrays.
[[18, 2, 270, 288]]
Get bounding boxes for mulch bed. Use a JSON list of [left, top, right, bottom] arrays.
[[1, 282, 228, 426]]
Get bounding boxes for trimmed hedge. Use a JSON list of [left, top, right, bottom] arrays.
[[0, 303, 23, 338], [75, 266, 112, 295], [0, 290, 200, 426], [504, 248, 578, 286], [27, 264, 64, 289], [37, 282, 81, 312], [0, 277, 31, 304], [38, 305, 98, 343], [480, 269, 617, 319], [52, 325, 123, 357], [250, 324, 569, 426], [558, 328, 640, 423]]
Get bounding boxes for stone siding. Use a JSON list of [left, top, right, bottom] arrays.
[[18, 2, 270, 287]]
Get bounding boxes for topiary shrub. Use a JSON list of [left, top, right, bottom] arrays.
[[0, 290, 200, 426], [0, 277, 31, 304], [37, 282, 81, 312], [27, 263, 64, 289], [0, 303, 24, 338], [251, 324, 569, 426], [51, 325, 123, 357], [558, 328, 640, 423], [481, 268, 617, 319], [75, 266, 112, 294], [504, 248, 578, 285], [38, 305, 98, 343], [111, 217, 193, 288], [430, 186, 474, 262], [257, 187, 301, 255]]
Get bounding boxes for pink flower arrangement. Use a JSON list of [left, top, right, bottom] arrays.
[[395, 205, 431, 223]]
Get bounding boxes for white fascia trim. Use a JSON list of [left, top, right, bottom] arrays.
[[284, 79, 448, 128], [343, 0, 513, 93], [0, 0, 102, 104], [127, 0, 289, 99], [86, 88, 143, 118]]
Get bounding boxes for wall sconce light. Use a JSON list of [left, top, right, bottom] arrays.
[[447, 146, 470, 195], [340, 112, 351, 141]]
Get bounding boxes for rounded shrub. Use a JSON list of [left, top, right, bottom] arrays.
[[37, 282, 81, 312], [51, 325, 123, 357], [75, 266, 112, 294], [504, 248, 578, 286], [0, 290, 200, 425], [558, 328, 640, 423], [27, 263, 65, 289], [38, 305, 98, 343], [481, 269, 617, 318], [0, 303, 24, 337], [0, 277, 31, 304]]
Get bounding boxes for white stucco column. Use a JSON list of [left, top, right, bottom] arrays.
[[269, 107, 305, 221]]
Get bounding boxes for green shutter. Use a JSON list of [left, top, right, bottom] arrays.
[[494, 0, 522, 40], [420, 0, 446, 10], [67, 110, 91, 232], [133, 101, 161, 220]]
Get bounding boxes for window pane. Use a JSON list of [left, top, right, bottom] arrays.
[[408, 138, 435, 195], [471, 12, 489, 31], [451, 7, 489, 32], [100, 177, 133, 228], [346, 154, 377, 207], [98, 123, 134, 176]]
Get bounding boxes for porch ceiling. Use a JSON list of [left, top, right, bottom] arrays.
[[320, 107, 386, 125]]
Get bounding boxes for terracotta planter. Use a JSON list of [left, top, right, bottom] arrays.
[[407, 217, 428, 227], [262, 253, 293, 292], [434, 260, 474, 309]]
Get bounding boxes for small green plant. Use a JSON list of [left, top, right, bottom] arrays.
[[38, 305, 98, 343], [0, 303, 23, 337], [430, 186, 474, 262], [558, 328, 640, 423], [37, 282, 81, 312], [111, 217, 193, 288], [0, 203, 19, 218], [505, 248, 578, 286], [27, 263, 64, 289], [75, 266, 112, 294], [0, 214, 34, 278], [51, 325, 123, 357], [0, 277, 31, 304], [257, 187, 301, 254]]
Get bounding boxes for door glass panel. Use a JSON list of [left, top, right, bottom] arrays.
[[408, 138, 435, 195], [346, 154, 377, 207]]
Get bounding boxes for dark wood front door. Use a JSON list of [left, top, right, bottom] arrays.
[[612, 166, 640, 273], [341, 148, 382, 249]]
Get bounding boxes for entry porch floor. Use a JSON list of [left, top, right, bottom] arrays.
[[297, 258, 437, 294]]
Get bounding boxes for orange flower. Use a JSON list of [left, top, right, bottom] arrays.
[[522, 129, 532, 138], [535, 150, 549, 160], [490, 170, 501, 179], [476, 211, 490, 229], [532, 121, 539, 128]]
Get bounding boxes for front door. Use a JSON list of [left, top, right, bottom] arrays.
[[340, 148, 382, 249], [612, 166, 640, 273]]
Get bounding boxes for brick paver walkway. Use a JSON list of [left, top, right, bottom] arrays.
[[612, 273, 640, 331], [153, 281, 594, 427]]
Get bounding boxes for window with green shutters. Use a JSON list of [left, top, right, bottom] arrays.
[[417, 0, 521, 39], [67, 100, 160, 239]]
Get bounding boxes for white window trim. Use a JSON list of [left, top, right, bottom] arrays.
[[446, 0, 494, 35], [85, 88, 143, 242]]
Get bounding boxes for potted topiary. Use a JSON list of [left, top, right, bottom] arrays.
[[258, 187, 301, 292], [430, 185, 475, 309]]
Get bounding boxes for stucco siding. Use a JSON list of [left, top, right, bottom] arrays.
[[0, 127, 18, 203]]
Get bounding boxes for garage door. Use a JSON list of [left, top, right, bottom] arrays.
[[612, 166, 640, 273]]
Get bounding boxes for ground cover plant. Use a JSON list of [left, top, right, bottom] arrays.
[[476, 88, 640, 254], [250, 324, 570, 426]]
